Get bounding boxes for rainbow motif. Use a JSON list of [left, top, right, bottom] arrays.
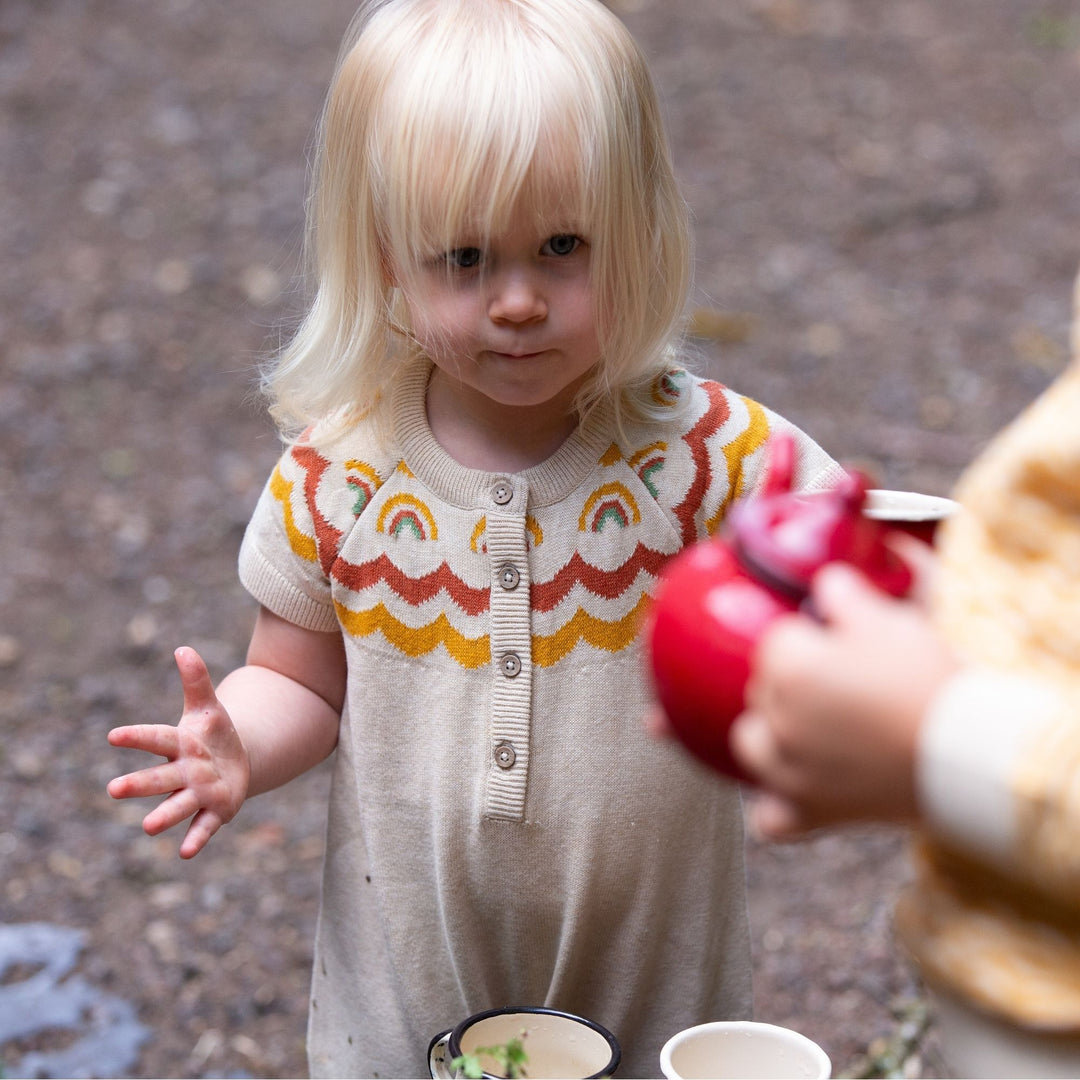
[[651, 368, 686, 408], [376, 493, 439, 540], [578, 481, 642, 532], [345, 459, 383, 516], [628, 441, 667, 498]]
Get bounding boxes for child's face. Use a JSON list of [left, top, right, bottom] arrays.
[[397, 199, 601, 421]]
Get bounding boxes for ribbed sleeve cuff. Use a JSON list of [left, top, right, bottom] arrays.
[[918, 666, 1058, 867], [238, 532, 340, 633]]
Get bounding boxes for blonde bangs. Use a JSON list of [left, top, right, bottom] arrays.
[[371, 4, 597, 274]]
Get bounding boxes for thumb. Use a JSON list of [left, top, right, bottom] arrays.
[[175, 646, 218, 713]]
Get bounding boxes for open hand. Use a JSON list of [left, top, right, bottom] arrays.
[[107, 647, 251, 858]]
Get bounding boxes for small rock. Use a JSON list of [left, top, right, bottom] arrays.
[[11, 750, 45, 781], [0, 635, 22, 668], [239, 263, 282, 305], [126, 613, 159, 649]]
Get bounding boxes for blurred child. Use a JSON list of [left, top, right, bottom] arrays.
[[106, 1, 844, 1075], [732, 269, 1080, 1066]]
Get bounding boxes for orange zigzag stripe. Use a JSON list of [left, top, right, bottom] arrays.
[[671, 380, 730, 546], [291, 444, 343, 575], [333, 544, 668, 615], [531, 543, 670, 612], [332, 554, 490, 615]]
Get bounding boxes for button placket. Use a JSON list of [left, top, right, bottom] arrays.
[[483, 486, 533, 821]]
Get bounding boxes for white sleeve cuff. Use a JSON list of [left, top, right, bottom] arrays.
[[917, 667, 1059, 867]]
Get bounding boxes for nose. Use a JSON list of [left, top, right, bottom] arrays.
[[488, 270, 547, 325]]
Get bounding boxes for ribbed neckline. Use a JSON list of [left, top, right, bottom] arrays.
[[392, 360, 616, 509]]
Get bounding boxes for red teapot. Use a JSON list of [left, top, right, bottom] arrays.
[[647, 433, 914, 782]]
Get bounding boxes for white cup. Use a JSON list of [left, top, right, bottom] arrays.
[[660, 1021, 830, 1080], [863, 488, 959, 544]]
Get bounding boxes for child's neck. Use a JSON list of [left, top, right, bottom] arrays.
[[425, 369, 580, 473]]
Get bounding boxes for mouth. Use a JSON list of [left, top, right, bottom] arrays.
[[488, 349, 547, 361]]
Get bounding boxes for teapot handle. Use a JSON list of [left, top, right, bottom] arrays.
[[761, 432, 795, 497]]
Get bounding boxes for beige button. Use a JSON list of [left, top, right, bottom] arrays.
[[494, 742, 516, 769], [499, 652, 522, 678], [491, 480, 513, 506], [497, 563, 520, 590]]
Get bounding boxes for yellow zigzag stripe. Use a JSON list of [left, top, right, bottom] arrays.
[[270, 465, 318, 563], [335, 592, 650, 669], [525, 514, 544, 548], [706, 396, 770, 535], [532, 592, 651, 667], [470, 516, 487, 553], [335, 602, 491, 668]]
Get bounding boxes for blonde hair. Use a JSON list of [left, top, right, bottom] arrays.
[[265, 0, 692, 439]]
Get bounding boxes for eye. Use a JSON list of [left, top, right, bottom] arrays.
[[446, 247, 483, 269], [542, 234, 581, 257]]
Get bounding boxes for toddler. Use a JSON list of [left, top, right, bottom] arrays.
[[108, 1, 844, 1074]]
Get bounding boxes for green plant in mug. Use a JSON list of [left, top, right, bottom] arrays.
[[451, 1033, 528, 1078]]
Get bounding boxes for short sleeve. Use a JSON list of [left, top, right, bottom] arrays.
[[237, 450, 341, 633]]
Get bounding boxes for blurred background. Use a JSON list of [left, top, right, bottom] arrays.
[[2, 1, 1078, 1076]]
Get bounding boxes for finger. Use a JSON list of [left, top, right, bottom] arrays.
[[644, 705, 674, 739], [749, 615, 825, 703], [745, 794, 810, 842], [107, 724, 181, 758], [810, 563, 881, 624], [107, 761, 186, 801], [886, 532, 938, 606], [142, 788, 202, 837], [728, 710, 774, 782], [179, 808, 223, 859], [175, 646, 219, 714]]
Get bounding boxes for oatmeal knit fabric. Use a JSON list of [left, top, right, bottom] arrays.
[[238, 361, 845, 1078]]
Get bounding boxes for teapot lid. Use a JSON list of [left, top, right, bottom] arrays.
[[729, 434, 913, 600]]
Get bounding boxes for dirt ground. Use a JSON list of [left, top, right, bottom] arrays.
[[2, 1, 1079, 1077]]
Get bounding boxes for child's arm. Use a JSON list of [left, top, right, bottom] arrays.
[[107, 607, 345, 858]]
